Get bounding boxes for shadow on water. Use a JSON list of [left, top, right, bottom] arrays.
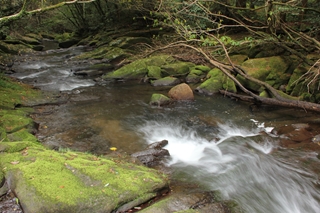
[[10, 45, 320, 213]]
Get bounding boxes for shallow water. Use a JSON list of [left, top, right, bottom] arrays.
[[12, 46, 320, 213]]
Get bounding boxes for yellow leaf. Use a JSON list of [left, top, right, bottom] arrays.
[[110, 147, 117, 151]]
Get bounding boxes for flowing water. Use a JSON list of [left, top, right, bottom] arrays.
[[11, 46, 320, 213]]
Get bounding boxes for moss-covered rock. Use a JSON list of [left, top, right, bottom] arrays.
[[0, 145, 168, 213], [196, 68, 237, 95], [0, 127, 6, 141], [237, 56, 292, 92], [147, 66, 163, 80], [102, 55, 175, 80], [0, 40, 32, 54], [19, 35, 41, 45], [151, 77, 180, 87], [0, 76, 40, 109], [186, 65, 210, 83], [161, 62, 194, 77], [6, 128, 38, 142], [1, 113, 33, 133], [149, 94, 172, 106]]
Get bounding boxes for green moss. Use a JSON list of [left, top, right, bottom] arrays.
[[0, 146, 167, 207], [161, 62, 193, 77], [103, 55, 175, 80], [239, 56, 291, 91], [55, 32, 74, 43], [149, 93, 171, 106], [0, 75, 40, 109], [6, 128, 38, 142], [194, 65, 211, 72], [0, 127, 6, 141], [147, 66, 162, 79], [197, 68, 237, 94], [0, 141, 37, 153], [1, 113, 33, 133], [259, 90, 270, 98]]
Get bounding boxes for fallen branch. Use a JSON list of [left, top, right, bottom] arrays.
[[146, 41, 320, 113]]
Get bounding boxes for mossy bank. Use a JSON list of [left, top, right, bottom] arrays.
[[0, 76, 168, 213]]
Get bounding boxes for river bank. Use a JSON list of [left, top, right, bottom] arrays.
[[0, 76, 170, 212]]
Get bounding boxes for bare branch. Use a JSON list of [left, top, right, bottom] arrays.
[[0, 0, 95, 26]]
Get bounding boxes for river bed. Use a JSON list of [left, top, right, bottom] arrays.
[[10, 45, 320, 213]]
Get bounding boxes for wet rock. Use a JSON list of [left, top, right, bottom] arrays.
[[272, 123, 315, 147], [312, 134, 320, 145], [148, 140, 169, 149], [149, 94, 172, 106], [139, 191, 241, 213], [0, 191, 23, 213], [168, 83, 194, 100], [132, 140, 170, 167], [151, 77, 180, 87]]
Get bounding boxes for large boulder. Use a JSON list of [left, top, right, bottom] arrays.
[[0, 142, 168, 213], [161, 62, 193, 77], [196, 68, 237, 95], [168, 83, 194, 100], [237, 56, 292, 92]]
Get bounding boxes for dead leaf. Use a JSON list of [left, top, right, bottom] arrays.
[[10, 161, 19, 165]]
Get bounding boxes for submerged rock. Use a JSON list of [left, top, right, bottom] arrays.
[[151, 76, 180, 87]]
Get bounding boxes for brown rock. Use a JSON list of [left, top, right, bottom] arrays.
[[168, 83, 194, 100]]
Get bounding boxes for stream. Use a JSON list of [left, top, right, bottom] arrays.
[[10, 44, 320, 213]]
